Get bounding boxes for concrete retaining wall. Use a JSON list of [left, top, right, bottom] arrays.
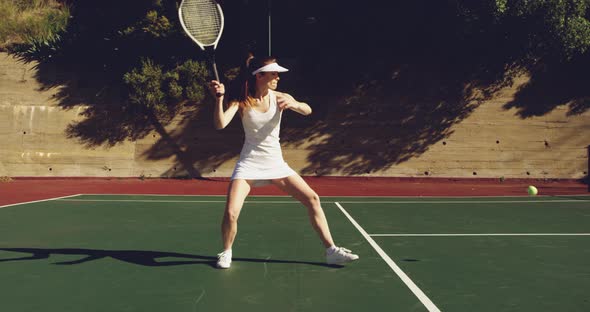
[[1, 52, 588, 179]]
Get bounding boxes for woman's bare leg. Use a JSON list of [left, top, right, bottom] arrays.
[[272, 175, 335, 248], [221, 179, 251, 250]]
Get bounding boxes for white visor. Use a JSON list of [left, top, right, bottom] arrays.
[[251, 62, 289, 75]]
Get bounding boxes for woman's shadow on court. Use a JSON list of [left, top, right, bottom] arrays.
[[0, 247, 343, 269]]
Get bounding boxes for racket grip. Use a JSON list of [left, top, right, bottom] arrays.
[[212, 62, 220, 81], [212, 62, 222, 97], [213, 66, 220, 81]]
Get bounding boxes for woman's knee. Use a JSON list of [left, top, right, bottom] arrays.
[[304, 192, 321, 208], [224, 208, 240, 223], [223, 179, 250, 224]]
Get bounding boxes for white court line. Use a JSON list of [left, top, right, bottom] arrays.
[[335, 202, 441, 312], [0, 194, 83, 209], [82, 194, 225, 197], [70, 193, 590, 198], [55, 198, 590, 205], [338, 199, 590, 204], [56, 199, 300, 204], [57, 199, 225, 203], [370, 233, 590, 237]]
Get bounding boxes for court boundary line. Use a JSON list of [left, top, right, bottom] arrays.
[[56, 199, 300, 204], [338, 199, 590, 204], [55, 198, 590, 204], [335, 202, 441, 312], [63, 193, 590, 198], [0, 194, 83, 209], [370, 233, 590, 237]]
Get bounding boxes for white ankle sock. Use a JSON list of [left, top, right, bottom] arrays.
[[326, 245, 338, 254]]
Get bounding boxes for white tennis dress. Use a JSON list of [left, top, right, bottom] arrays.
[[231, 90, 296, 186]]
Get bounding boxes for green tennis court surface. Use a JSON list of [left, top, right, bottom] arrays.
[[1, 195, 589, 311]]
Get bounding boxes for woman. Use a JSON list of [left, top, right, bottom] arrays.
[[208, 56, 358, 269]]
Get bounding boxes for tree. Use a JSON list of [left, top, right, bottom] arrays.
[[459, 0, 590, 62]]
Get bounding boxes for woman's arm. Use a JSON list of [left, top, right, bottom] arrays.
[[214, 97, 240, 130], [275, 92, 312, 116], [209, 81, 240, 129]]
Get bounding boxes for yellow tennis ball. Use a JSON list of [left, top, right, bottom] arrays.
[[527, 185, 538, 196]]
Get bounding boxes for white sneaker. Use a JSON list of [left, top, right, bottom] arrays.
[[326, 247, 359, 264], [216, 250, 232, 269]]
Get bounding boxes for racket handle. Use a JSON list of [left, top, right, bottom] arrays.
[[212, 63, 220, 81], [212, 61, 222, 97]]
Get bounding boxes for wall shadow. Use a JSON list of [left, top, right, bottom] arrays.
[[8, 0, 229, 178], [273, 1, 519, 174], [8, 1, 588, 177], [279, 62, 504, 175], [503, 54, 590, 117], [142, 103, 243, 178]]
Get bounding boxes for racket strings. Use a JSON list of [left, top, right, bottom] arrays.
[[180, 1, 222, 46]]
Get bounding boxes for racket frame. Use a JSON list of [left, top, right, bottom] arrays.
[[178, 0, 225, 82]]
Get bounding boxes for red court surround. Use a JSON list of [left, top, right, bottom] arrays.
[[0, 177, 587, 206]]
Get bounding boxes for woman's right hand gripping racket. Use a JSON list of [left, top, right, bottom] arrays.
[[179, 0, 225, 97]]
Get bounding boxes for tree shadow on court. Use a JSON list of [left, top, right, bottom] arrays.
[[0, 247, 343, 269]]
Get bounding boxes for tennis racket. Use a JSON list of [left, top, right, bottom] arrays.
[[179, 0, 224, 94]]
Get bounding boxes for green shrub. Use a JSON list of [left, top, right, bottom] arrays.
[[124, 58, 210, 117]]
